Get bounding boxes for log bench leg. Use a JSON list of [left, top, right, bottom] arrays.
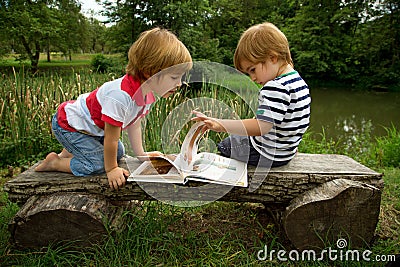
[[283, 179, 382, 250], [8, 192, 133, 249], [7, 178, 382, 250]]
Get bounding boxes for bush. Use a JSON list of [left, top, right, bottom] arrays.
[[299, 125, 400, 169], [91, 54, 125, 74], [91, 54, 112, 73]]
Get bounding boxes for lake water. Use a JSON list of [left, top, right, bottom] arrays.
[[309, 88, 400, 141]]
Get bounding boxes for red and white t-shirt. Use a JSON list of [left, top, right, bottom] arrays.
[[57, 74, 155, 136]]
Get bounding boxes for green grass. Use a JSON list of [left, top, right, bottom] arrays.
[[0, 65, 399, 266], [2, 52, 92, 63], [0, 177, 398, 266], [0, 53, 124, 75]]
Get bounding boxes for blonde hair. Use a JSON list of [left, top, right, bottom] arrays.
[[234, 22, 293, 73], [126, 28, 192, 82]]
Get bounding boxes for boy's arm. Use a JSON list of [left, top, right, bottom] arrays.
[[127, 118, 163, 159], [192, 110, 272, 136], [126, 118, 145, 156], [104, 122, 129, 190]]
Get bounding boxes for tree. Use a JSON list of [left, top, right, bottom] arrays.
[[98, 0, 147, 52], [284, 1, 365, 80], [85, 17, 108, 53], [0, 0, 59, 70], [98, 0, 213, 57], [53, 0, 89, 59], [352, 0, 400, 88], [98, 0, 262, 63], [0, 0, 89, 70], [283, 0, 399, 89]]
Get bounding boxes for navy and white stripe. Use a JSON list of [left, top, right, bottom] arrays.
[[251, 71, 311, 162]]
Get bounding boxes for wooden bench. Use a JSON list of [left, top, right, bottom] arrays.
[[4, 153, 383, 250]]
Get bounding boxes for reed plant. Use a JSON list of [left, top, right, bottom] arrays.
[[375, 125, 400, 168], [0, 68, 113, 167]]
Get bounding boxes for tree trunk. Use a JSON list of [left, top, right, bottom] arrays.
[[4, 154, 383, 205], [46, 39, 51, 62], [20, 36, 40, 72], [8, 192, 133, 249], [284, 179, 381, 250]]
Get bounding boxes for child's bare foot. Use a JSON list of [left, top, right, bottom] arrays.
[[58, 148, 73, 158], [35, 152, 60, 172]]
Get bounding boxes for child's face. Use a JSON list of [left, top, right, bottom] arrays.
[[240, 58, 280, 86], [151, 72, 185, 98]]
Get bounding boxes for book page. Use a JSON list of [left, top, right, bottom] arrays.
[[128, 157, 184, 184], [183, 152, 248, 187], [173, 121, 205, 171]]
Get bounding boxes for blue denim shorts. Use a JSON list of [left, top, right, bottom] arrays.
[[52, 114, 125, 176]]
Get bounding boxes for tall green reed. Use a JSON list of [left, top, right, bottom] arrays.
[[0, 68, 105, 166]]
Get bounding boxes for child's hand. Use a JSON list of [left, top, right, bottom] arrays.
[[107, 167, 129, 190], [191, 110, 225, 132]]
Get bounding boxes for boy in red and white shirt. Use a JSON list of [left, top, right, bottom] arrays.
[[35, 28, 192, 190]]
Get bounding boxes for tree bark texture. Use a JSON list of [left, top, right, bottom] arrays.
[[4, 153, 383, 205], [284, 178, 381, 250], [8, 192, 130, 249]]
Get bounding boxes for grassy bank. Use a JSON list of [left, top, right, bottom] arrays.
[[0, 67, 399, 266]]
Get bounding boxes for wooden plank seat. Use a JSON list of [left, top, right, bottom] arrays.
[[4, 153, 383, 250]]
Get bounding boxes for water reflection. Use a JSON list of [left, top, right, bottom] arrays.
[[336, 116, 374, 153], [309, 88, 400, 142]]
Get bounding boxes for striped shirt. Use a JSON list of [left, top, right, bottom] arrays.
[[57, 74, 155, 136], [251, 71, 311, 162]]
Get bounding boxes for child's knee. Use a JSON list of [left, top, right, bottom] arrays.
[[70, 158, 104, 176]]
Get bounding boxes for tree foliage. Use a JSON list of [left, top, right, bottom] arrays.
[[0, 0, 103, 71], [0, 0, 398, 89], [94, 0, 398, 89]]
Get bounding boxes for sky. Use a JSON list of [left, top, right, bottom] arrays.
[[80, 0, 108, 21]]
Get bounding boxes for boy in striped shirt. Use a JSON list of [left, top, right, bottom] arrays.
[[193, 22, 310, 172]]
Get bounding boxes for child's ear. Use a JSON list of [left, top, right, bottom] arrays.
[[270, 54, 279, 64]]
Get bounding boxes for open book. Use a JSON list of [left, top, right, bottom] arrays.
[[128, 122, 248, 187]]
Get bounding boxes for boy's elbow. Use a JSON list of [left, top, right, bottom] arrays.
[[243, 119, 271, 136], [258, 120, 273, 135]]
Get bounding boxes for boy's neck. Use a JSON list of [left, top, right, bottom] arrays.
[[277, 64, 294, 77]]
